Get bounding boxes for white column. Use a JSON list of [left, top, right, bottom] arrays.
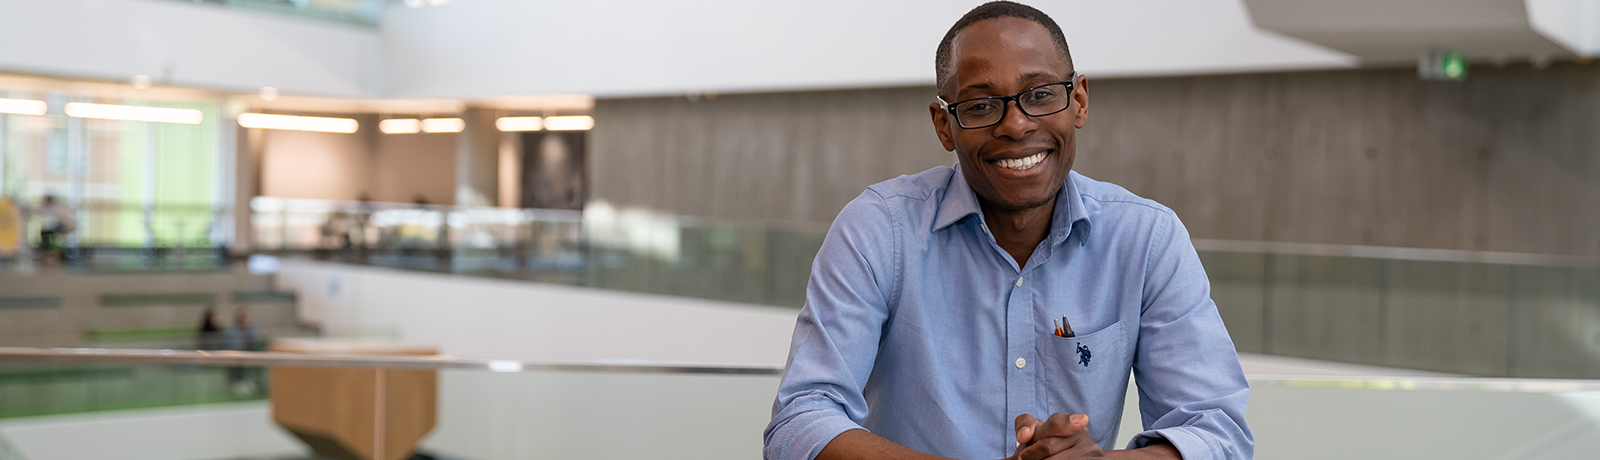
[[453, 107, 498, 208]]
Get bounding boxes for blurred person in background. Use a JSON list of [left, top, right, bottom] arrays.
[[227, 308, 259, 396], [34, 195, 74, 263], [227, 308, 257, 352], [197, 307, 225, 351], [765, 2, 1251, 460]]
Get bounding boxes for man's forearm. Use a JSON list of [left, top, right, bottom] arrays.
[[816, 429, 959, 460]]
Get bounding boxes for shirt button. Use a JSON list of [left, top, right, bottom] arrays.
[[1015, 357, 1026, 368], [1015, 277, 1024, 287]]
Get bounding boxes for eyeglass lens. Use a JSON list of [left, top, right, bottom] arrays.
[[954, 82, 1071, 128]]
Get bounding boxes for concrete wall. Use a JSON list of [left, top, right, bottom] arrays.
[[590, 63, 1600, 257], [590, 87, 953, 226]]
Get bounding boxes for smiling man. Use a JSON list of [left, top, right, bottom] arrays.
[[762, 2, 1253, 460]]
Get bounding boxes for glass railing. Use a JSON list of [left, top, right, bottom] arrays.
[[249, 196, 813, 306], [245, 197, 1600, 380], [1194, 243, 1600, 380], [162, 0, 386, 27], [1, 200, 230, 273], [1, 347, 1596, 459]]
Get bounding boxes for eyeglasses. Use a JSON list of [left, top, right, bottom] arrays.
[[937, 73, 1077, 129]]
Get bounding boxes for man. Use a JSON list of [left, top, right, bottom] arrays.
[[764, 2, 1252, 460]]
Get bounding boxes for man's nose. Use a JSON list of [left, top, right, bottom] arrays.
[[991, 100, 1037, 139]]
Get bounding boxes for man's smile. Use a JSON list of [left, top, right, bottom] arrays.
[[992, 151, 1047, 171], [984, 146, 1055, 176]]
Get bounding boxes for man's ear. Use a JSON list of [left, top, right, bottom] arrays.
[[929, 102, 957, 151], [1072, 76, 1089, 129]]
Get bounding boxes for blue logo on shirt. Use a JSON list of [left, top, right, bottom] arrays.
[[1076, 343, 1091, 367]]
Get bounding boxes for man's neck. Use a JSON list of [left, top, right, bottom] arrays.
[[979, 197, 1055, 269]]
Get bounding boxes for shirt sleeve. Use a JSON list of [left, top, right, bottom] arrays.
[[764, 190, 898, 460], [1125, 214, 1255, 460]]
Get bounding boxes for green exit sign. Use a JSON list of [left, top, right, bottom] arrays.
[[1420, 49, 1468, 81]]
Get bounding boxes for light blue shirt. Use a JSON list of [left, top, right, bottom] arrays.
[[764, 166, 1253, 460]]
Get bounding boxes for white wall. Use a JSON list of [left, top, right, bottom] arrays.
[[381, 0, 1357, 98], [274, 259, 800, 366], [0, 0, 380, 98]]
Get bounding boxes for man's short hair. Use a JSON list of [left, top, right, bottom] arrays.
[[934, 1, 1074, 95]]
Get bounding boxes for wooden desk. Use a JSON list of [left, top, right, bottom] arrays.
[[270, 339, 438, 460]]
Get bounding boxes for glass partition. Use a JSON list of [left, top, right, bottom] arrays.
[[240, 197, 1600, 380], [0, 89, 231, 272], [161, 0, 386, 27]]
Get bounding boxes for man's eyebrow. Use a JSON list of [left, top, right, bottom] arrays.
[[1017, 72, 1062, 84], [957, 82, 995, 95], [956, 72, 1065, 96]]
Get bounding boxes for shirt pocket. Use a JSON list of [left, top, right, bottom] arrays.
[[1036, 319, 1129, 447]]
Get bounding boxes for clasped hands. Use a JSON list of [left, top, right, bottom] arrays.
[[1003, 413, 1104, 460]]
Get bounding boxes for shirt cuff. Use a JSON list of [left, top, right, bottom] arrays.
[[766, 407, 866, 460], [1127, 426, 1216, 460]]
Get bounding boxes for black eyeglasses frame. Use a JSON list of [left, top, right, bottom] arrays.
[[937, 73, 1080, 129]]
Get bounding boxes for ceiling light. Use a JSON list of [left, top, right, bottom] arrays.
[[543, 115, 593, 131], [0, 98, 48, 116], [259, 87, 280, 102], [495, 116, 542, 131], [420, 117, 464, 133], [131, 75, 153, 90], [64, 102, 203, 124], [379, 118, 421, 134], [237, 113, 358, 133]]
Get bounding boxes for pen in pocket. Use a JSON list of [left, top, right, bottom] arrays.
[[1060, 315, 1075, 338]]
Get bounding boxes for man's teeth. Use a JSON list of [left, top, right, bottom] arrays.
[[995, 152, 1046, 170]]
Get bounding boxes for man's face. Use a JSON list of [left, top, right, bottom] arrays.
[[930, 17, 1087, 212]]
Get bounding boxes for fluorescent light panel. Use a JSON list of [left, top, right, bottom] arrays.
[[0, 98, 47, 116], [495, 116, 542, 132], [543, 115, 593, 131], [63, 102, 203, 124], [420, 117, 464, 133], [379, 118, 421, 134], [238, 113, 358, 133]]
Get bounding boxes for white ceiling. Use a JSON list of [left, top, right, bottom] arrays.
[[8, 0, 1594, 100], [1243, 0, 1596, 63]]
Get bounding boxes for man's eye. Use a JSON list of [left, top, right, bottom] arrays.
[[1027, 89, 1057, 101], [963, 102, 996, 113]]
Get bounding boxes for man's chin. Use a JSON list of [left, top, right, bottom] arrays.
[[981, 193, 1057, 213]]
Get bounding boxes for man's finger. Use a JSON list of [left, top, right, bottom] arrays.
[[1015, 432, 1098, 460], [1034, 413, 1089, 439], [1014, 413, 1043, 445]]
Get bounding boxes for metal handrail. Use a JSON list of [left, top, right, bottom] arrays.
[[1245, 374, 1600, 393], [1191, 238, 1600, 267], [0, 347, 784, 375], [4, 348, 1597, 393]]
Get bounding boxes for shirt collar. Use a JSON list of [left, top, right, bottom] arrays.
[[932, 165, 1093, 247]]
